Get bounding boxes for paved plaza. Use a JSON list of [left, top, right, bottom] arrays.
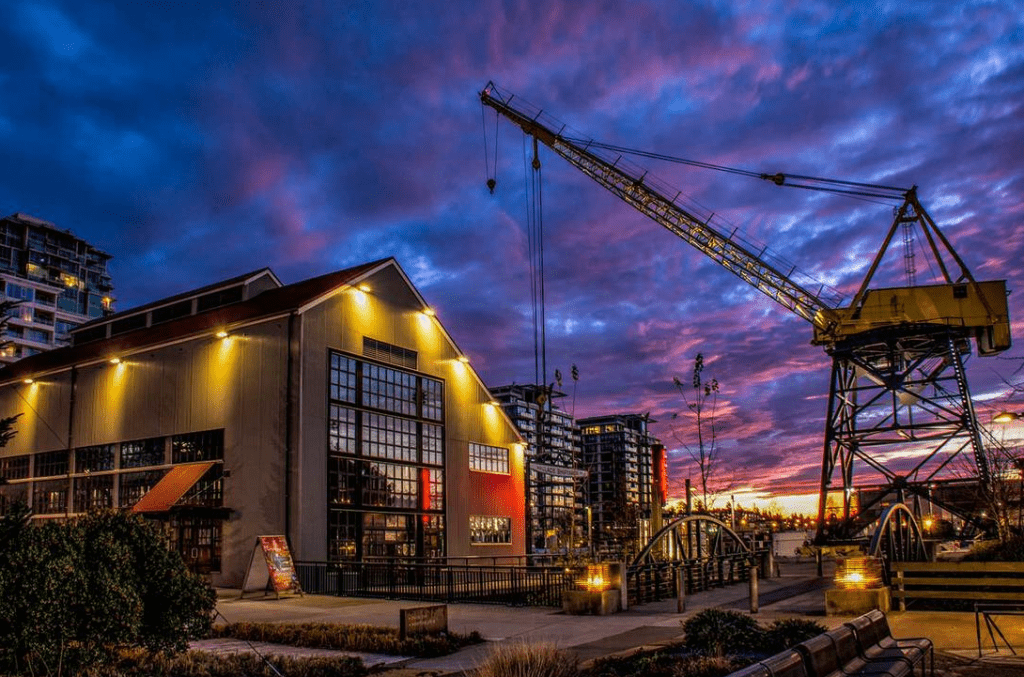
[[192, 561, 1024, 674]]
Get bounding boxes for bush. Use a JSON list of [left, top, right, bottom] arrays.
[[762, 619, 827, 651], [962, 536, 1024, 562], [77, 650, 368, 677], [212, 621, 483, 657], [0, 509, 216, 674], [478, 642, 579, 677], [681, 609, 762, 657]]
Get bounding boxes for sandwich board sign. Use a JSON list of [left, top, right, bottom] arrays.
[[240, 535, 304, 598]]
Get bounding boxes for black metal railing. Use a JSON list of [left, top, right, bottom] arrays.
[[627, 551, 767, 606], [296, 559, 580, 607]]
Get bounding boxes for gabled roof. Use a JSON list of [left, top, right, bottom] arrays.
[[0, 258, 392, 384], [71, 267, 282, 333]]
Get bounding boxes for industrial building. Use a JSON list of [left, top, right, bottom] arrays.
[[578, 413, 665, 558], [489, 384, 585, 554], [0, 258, 525, 585], [0, 212, 115, 363]]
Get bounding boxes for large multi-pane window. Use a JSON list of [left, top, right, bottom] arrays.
[[172, 430, 224, 463], [74, 474, 113, 511], [121, 437, 165, 468], [470, 515, 512, 544], [469, 442, 510, 474], [327, 349, 445, 561]]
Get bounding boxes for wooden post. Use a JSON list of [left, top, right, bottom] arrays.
[[816, 547, 823, 577], [749, 564, 759, 614], [676, 566, 685, 613]]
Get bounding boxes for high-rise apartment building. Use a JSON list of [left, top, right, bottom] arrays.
[[490, 384, 586, 554], [578, 413, 665, 559], [0, 213, 115, 363]]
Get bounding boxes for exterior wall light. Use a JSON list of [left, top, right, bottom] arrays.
[[457, 355, 470, 364], [109, 357, 121, 365], [357, 283, 371, 293], [23, 378, 33, 385], [993, 411, 1022, 424], [421, 307, 436, 317], [215, 330, 229, 338]]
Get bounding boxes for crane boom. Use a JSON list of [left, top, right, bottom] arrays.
[[480, 82, 842, 337]]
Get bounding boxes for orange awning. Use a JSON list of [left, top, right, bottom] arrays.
[[132, 462, 215, 513]]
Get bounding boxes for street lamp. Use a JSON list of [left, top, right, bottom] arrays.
[[992, 411, 1023, 424]]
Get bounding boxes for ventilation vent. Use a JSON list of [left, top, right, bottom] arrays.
[[363, 337, 417, 370]]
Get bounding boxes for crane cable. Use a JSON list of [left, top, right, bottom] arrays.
[[567, 137, 912, 202], [482, 106, 498, 193]]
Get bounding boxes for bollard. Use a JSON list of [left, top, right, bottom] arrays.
[[815, 547, 823, 577], [766, 548, 776, 579], [676, 567, 686, 613], [749, 565, 759, 614]]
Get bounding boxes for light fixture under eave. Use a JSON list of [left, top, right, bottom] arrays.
[[993, 411, 1021, 424], [109, 357, 121, 365], [23, 378, 33, 385], [357, 283, 372, 293], [457, 355, 470, 364], [215, 330, 229, 339], [422, 307, 436, 317]]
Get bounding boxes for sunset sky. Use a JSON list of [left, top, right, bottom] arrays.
[[2, 1, 1022, 511]]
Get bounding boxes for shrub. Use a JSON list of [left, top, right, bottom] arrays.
[[213, 621, 483, 657], [962, 536, 1024, 562], [77, 650, 368, 677], [478, 642, 579, 677], [681, 609, 762, 657], [762, 619, 827, 651], [0, 509, 216, 675], [672, 655, 737, 677]]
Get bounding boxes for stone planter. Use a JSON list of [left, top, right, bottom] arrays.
[[562, 589, 621, 615], [825, 586, 891, 616]]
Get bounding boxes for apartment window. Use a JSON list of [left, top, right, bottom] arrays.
[[75, 445, 115, 473], [34, 450, 68, 477], [172, 429, 224, 464], [469, 442, 510, 475], [120, 438, 165, 468], [470, 515, 512, 544], [5, 282, 33, 301]]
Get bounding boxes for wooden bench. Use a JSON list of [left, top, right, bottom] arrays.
[[727, 610, 932, 677], [892, 561, 1024, 610]]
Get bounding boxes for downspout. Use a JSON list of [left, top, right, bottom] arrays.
[[66, 365, 77, 516], [284, 311, 299, 544]]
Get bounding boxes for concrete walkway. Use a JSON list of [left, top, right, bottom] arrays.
[[193, 561, 1024, 674]]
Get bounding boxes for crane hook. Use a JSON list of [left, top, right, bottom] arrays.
[[487, 178, 496, 194]]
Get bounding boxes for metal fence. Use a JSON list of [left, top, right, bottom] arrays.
[[295, 550, 767, 608], [627, 551, 767, 605], [296, 560, 579, 607]]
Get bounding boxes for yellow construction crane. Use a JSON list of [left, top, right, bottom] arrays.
[[480, 81, 1011, 544]]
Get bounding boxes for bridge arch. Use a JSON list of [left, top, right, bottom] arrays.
[[632, 514, 751, 566], [867, 502, 926, 565]]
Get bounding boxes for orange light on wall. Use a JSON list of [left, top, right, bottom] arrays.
[[579, 564, 613, 592], [652, 444, 668, 505], [835, 556, 884, 589]]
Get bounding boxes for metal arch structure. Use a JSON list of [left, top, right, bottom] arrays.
[[632, 514, 750, 566], [867, 503, 927, 568]]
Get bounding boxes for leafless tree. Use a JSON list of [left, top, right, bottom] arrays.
[[671, 353, 728, 510]]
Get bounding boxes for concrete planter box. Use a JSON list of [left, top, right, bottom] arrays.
[[562, 589, 621, 615], [825, 586, 891, 616]]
